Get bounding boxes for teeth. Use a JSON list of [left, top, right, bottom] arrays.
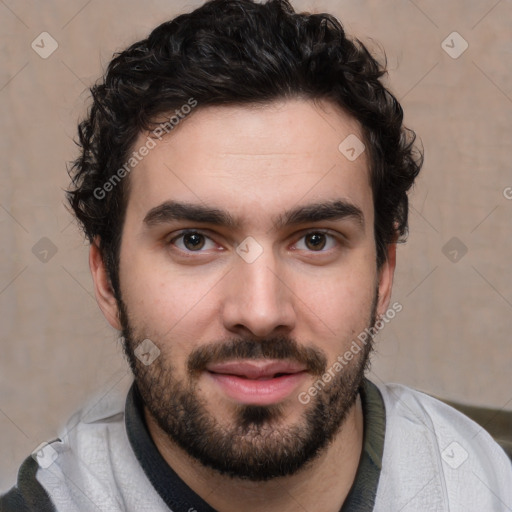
[[235, 374, 282, 380], [246, 374, 289, 380], [220, 372, 292, 380], [237, 375, 273, 380]]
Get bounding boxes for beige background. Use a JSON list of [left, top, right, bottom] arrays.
[[1, 0, 511, 491]]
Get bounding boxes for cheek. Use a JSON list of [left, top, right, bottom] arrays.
[[119, 250, 223, 355], [292, 262, 377, 352]]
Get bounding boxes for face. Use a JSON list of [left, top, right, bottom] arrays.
[[92, 98, 395, 481]]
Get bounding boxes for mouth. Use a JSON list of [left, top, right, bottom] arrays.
[[205, 360, 308, 405]]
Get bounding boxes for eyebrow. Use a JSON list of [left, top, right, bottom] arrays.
[[142, 199, 364, 230], [273, 200, 364, 230]]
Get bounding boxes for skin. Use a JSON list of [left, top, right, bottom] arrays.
[[89, 98, 396, 512]]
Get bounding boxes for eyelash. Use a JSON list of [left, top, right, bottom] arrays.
[[167, 229, 341, 254]]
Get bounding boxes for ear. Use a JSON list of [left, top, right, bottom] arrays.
[[376, 242, 397, 317], [89, 237, 122, 330]]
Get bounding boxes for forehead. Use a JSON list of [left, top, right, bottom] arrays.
[[125, 99, 372, 231]]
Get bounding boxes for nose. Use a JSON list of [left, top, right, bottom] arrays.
[[221, 248, 297, 338]]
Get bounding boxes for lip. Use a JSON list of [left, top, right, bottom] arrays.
[[205, 360, 308, 405]]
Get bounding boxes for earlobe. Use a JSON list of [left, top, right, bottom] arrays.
[[377, 242, 397, 317], [89, 238, 122, 330]]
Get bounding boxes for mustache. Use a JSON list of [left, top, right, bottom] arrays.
[[187, 336, 327, 376]]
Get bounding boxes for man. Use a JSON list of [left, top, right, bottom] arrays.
[[1, 0, 511, 510]]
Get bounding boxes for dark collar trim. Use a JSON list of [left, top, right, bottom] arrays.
[[125, 383, 217, 512], [340, 378, 386, 511]]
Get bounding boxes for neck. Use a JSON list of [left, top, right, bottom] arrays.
[[144, 395, 364, 512]]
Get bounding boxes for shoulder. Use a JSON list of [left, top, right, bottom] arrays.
[[372, 380, 512, 511], [377, 381, 510, 452], [0, 453, 56, 512], [1, 381, 134, 512]]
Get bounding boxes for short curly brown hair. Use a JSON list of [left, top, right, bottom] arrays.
[[67, 0, 423, 298]]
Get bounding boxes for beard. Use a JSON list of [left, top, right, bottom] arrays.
[[118, 292, 378, 482]]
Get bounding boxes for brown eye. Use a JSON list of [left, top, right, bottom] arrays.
[[304, 233, 327, 251], [182, 233, 206, 251], [170, 231, 214, 252], [294, 231, 339, 253], [168, 230, 220, 256]]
